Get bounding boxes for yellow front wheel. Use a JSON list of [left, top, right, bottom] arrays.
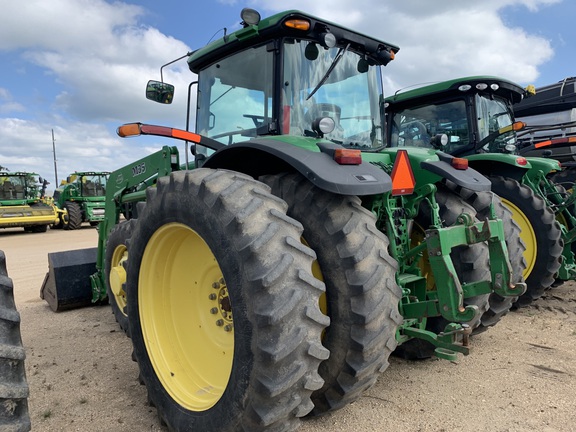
[[105, 220, 137, 336]]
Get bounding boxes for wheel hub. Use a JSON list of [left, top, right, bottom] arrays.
[[209, 278, 233, 331]]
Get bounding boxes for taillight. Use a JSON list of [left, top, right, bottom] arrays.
[[451, 157, 468, 170], [334, 149, 362, 165], [516, 157, 528, 166], [391, 150, 416, 196]]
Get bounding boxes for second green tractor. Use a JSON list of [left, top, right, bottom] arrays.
[[385, 76, 573, 306]]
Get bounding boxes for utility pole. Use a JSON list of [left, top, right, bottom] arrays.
[[52, 129, 58, 186]]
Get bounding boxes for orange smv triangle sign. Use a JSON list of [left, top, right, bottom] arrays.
[[391, 149, 415, 196]]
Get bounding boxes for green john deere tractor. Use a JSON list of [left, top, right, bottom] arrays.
[[385, 76, 572, 306], [39, 9, 523, 431], [0, 171, 62, 233], [52, 171, 110, 230]]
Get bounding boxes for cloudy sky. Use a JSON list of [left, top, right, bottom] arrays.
[[0, 0, 573, 188]]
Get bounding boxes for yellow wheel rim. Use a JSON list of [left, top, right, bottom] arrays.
[[139, 223, 233, 411], [302, 237, 327, 314], [109, 243, 128, 316], [500, 198, 537, 279]]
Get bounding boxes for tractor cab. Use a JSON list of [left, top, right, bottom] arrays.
[[386, 76, 526, 156], [147, 8, 398, 161], [0, 172, 46, 201]]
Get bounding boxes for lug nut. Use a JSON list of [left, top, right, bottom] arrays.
[[224, 324, 233, 332], [216, 319, 224, 326], [210, 307, 218, 314], [208, 293, 217, 300], [212, 282, 220, 289]]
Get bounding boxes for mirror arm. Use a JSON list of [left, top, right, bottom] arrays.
[[185, 81, 199, 168]]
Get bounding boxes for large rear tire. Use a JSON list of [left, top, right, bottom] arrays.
[[105, 220, 137, 337], [0, 251, 31, 432], [395, 184, 491, 360], [445, 183, 527, 332], [126, 169, 329, 432], [64, 201, 82, 230], [487, 176, 563, 307], [261, 172, 402, 416]]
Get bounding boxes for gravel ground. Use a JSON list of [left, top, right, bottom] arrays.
[[2, 226, 575, 432]]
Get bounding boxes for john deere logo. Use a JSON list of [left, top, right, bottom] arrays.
[[116, 174, 124, 185]]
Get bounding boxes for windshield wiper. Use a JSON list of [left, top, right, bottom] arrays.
[[306, 43, 350, 101]]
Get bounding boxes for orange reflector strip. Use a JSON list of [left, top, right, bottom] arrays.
[[451, 157, 468, 170], [535, 136, 576, 148], [118, 123, 202, 143], [284, 19, 310, 30], [117, 123, 142, 137], [172, 128, 201, 142], [334, 148, 362, 165], [534, 140, 552, 148], [516, 157, 528, 166], [391, 150, 416, 196]]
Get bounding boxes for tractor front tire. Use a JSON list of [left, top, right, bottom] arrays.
[[126, 169, 329, 432], [261, 172, 402, 416], [0, 251, 31, 432], [488, 176, 563, 307], [105, 220, 136, 337], [63, 201, 82, 230]]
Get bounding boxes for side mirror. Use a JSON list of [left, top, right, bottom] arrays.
[[146, 80, 175, 104]]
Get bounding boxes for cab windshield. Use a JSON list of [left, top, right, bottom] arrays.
[[80, 174, 107, 197], [475, 95, 516, 152], [0, 175, 28, 200], [283, 41, 385, 149], [389, 99, 470, 154]]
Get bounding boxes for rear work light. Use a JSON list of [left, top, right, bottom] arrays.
[[334, 148, 362, 165], [391, 150, 416, 196]]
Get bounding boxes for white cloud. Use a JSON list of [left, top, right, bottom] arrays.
[[0, 0, 566, 182], [0, 88, 25, 113], [249, 0, 559, 91], [0, 117, 167, 188]]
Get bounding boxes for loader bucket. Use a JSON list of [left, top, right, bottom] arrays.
[[40, 247, 98, 312]]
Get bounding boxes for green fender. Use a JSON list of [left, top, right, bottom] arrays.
[[465, 153, 531, 181], [522, 156, 561, 181]]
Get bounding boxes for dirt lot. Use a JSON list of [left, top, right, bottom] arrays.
[[2, 226, 575, 432]]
